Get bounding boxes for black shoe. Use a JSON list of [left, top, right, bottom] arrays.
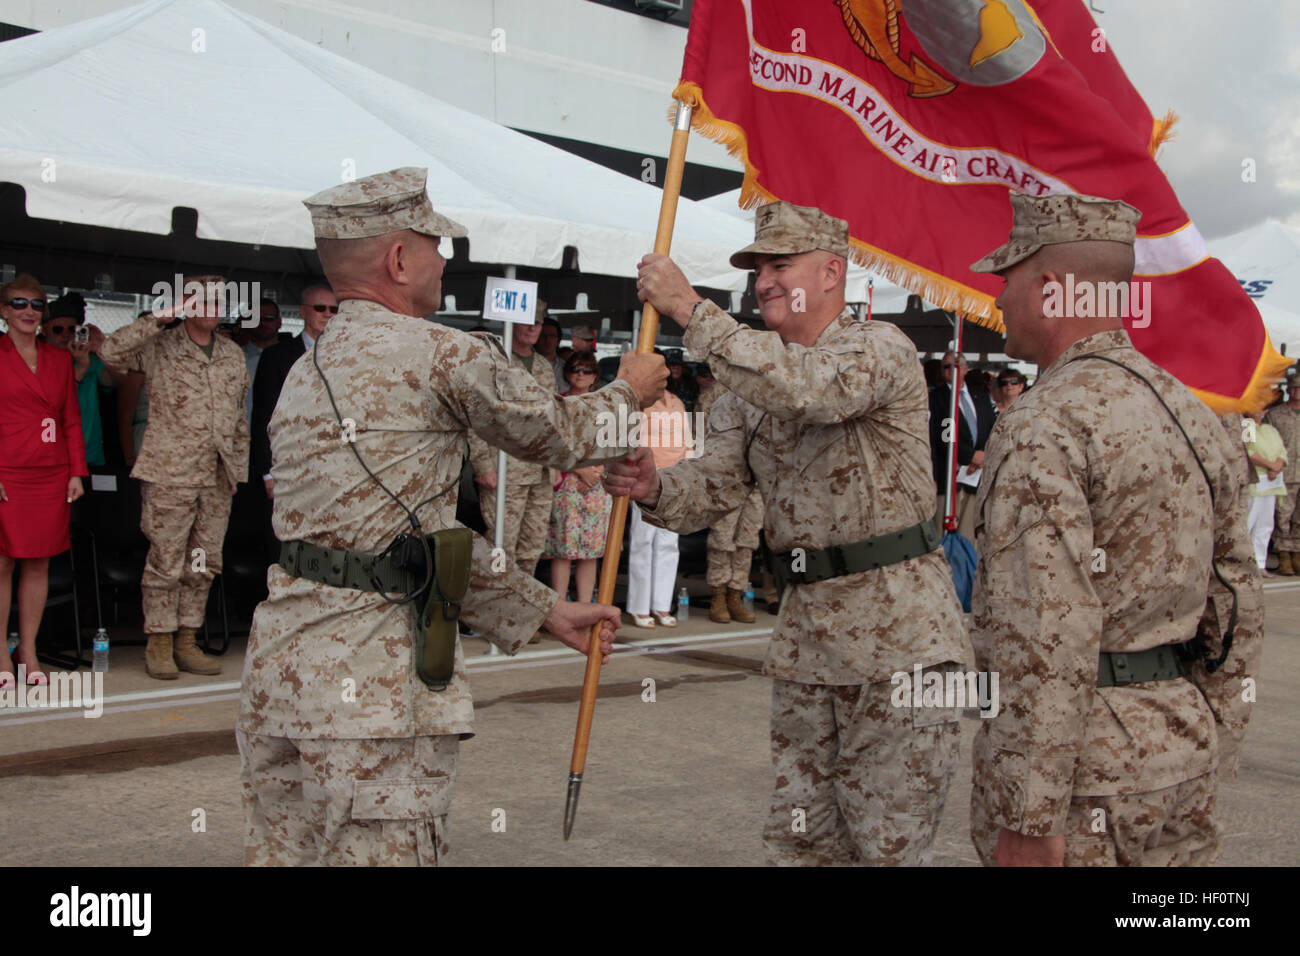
[[766, 601, 780, 615]]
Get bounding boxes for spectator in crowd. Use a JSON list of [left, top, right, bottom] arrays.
[[992, 368, 1027, 414], [922, 356, 943, 390], [115, 312, 153, 467], [665, 348, 699, 412], [696, 372, 760, 624], [929, 350, 995, 539], [1245, 407, 1287, 574], [627, 375, 689, 627], [252, 284, 338, 501], [695, 362, 716, 393], [468, 303, 557, 587], [239, 298, 283, 423], [0, 274, 87, 687], [41, 292, 119, 468], [246, 284, 338, 564], [571, 324, 596, 351], [532, 311, 566, 389], [1264, 368, 1300, 574], [544, 351, 611, 604], [101, 275, 250, 680]]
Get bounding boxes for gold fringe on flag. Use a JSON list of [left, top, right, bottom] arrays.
[[1149, 109, 1178, 158], [673, 82, 1284, 412], [672, 80, 1005, 332]]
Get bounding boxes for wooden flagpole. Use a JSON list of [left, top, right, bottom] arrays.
[[564, 99, 694, 839]]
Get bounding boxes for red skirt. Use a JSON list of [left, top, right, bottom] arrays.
[[0, 464, 71, 558]]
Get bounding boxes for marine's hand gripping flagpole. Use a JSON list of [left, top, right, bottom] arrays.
[[564, 100, 694, 840]]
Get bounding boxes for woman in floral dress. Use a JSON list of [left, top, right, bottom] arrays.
[[544, 351, 611, 602]]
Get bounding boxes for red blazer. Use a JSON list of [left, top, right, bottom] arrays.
[[0, 335, 89, 475]]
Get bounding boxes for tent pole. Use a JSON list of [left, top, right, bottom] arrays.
[[487, 265, 519, 658], [565, 99, 693, 840]]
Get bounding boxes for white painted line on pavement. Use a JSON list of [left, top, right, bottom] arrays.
[[467, 633, 773, 674], [464, 626, 774, 667], [0, 629, 776, 721]]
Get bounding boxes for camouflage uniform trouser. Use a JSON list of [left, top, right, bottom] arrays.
[[764, 667, 961, 866], [970, 771, 1218, 866], [1273, 482, 1300, 550], [707, 488, 763, 590], [481, 480, 553, 577], [140, 480, 231, 634], [237, 730, 458, 866]]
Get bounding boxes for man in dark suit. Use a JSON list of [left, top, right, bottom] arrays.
[[248, 284, 338, 557], [929, 351, 996, 540]]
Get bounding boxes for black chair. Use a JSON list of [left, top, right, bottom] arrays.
[[83, 471, 148, 629]]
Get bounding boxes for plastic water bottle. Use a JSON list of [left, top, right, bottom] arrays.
[[6, 632, 16, 654], [92, 628, 110, 673], [743, 583, 755, 614], [676, 586, 690, 623]]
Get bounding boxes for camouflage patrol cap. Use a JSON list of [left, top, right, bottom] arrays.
[[971, 193, 1141, 274], [729, 201, 850, 269], [302, 167, 468, 241]]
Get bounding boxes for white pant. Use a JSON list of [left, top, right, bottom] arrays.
[[627, 504, 680, 615], [1247, 494, 1276, 570]]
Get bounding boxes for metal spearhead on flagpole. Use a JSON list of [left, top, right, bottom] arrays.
[[563, 99, 694, 840]]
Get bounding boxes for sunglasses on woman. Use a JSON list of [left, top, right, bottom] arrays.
[[571, 368, 598, 376], [6, 298, 46, 311]]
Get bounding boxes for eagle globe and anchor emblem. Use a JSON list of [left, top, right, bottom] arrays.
[[835, 0, 1049, 95]]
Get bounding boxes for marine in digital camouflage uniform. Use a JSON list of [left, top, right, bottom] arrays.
[[468, 307, 557, 580], [695, 379, 764, 623], [101, 279, 250, 680], [237, 167, 663, 866], [613, 202, 972, 866], [1263, 376, 1300, 573], [967, 193, 1264, 867]]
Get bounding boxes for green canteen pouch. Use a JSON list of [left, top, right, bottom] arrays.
[[415, 528, 472, 690]]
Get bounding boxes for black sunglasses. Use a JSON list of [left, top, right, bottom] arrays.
[[309, 304, 340, 314], [999, 378, 1026, 386], [7, 298, 46, 310], [46, 323, 77, 334], [570, 368, 598, 376]]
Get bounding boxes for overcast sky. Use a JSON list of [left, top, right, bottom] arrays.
[[1097, 0, 1300, 238]]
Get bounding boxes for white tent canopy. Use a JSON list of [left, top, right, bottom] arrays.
[[699, 188, 921, 312], [0, 0, 753, 288], [1208, 220, 1300, 357]]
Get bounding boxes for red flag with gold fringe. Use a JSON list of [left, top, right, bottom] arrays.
[[676, 0, 1286, 411]]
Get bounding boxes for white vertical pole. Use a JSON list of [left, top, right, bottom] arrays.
[[486, 265, 517, 657]]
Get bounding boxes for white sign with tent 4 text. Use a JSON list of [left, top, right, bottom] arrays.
[[482, 277, 540, 324]]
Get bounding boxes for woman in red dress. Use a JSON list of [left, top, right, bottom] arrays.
[[0, 274, 87, 687]]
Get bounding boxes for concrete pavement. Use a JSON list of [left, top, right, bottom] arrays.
[[1, 583, 1296, 866]]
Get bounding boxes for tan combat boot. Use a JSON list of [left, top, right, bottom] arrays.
[[174, 628, 221, 675], [726, 588, 756, 624], [1281, 551, 1296, 576], [145, 633, 179, 680], [709, 586, 731, 623]]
